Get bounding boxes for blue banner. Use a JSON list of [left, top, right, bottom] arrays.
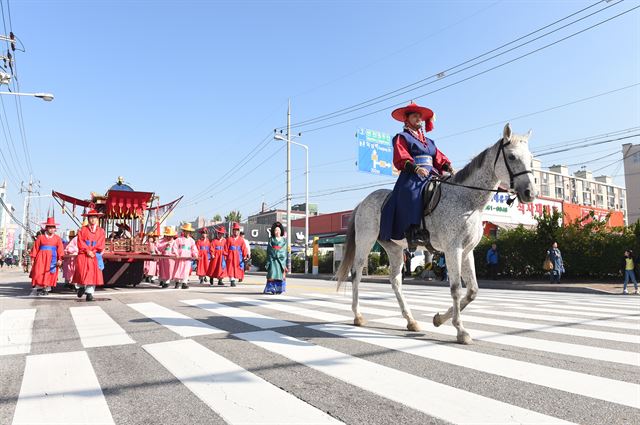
[[356, 128, 397, 177]]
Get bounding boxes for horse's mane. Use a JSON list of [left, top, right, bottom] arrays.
[[452, 134, 528, 184]]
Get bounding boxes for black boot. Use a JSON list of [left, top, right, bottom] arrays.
[[204, 277, 208, 283], [217, 280, 224, 286], [77, 286, 85, 298], [199, 277, 204, 284], [405, 225, 428, 251], [174, 282, 180, 289], [181, 283, 189, 289], [86, 293, 94, 302], [230, 280, 237, 287]]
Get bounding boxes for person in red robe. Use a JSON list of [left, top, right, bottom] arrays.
[[225, 223, 247, 287], [29, 217, 64, 296], [74, 209, 105, 302], [208, 226, 227, 286], [196, 229, 211, 284]]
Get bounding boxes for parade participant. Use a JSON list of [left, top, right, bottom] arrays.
[[109, 222, 131, 240], [156, 226, 177, 288], [240, 230, 252, 277], [195, 229, 211, 284], [225, 223, 247, 287], [263, 222, 288, 295], [62, 230, 78, 288], [29, 217, 64, 296], [379, 102, 453, 249], [208, 226, 227, 286], [172, 223, 198, 289], [75, 209, 106, 302], [143, 232, 160, 283]]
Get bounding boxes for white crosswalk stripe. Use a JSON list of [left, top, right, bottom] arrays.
[[235, 330, 575, 424], [2, 286, 639, 425], [12, 351, 115, 425], [128, 302, 225, 337], [0, 309, 36, 356], [143, 339, 342, 424], [70, 306, 135, 348]]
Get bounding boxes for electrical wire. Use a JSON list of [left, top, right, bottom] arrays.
[[299, 5, 640, 134], [278, 0, 621, 131], [535, 133, 640, 156]]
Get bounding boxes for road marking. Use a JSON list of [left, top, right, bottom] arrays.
[[128, 302, 225, 337], [498, 304, 640, 322], [309, 323, 640, 409], [143, 339, 341, 424], [374, 317, 640, 366], [449, 314, 640, 344], [0, 309, 36, 356], [288, 295, 399, 317], [227, 296, 351, 322], [468, 308, 639, 331], [537, 303, 640, 317], [181, 299, 296, 329], [12, 350, 115, 425], [69, 306, 135, 348], [236, 330, 575, 425]]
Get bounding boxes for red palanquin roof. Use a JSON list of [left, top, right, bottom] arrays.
[[105, 190, 153, 219]]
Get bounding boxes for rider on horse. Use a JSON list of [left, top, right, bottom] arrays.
[[379, 102, 453, 249]]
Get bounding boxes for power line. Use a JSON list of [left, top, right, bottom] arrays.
[[439, 84, 640, 141], [279, 0, 621, 131], [535, 133, 640, 157], [299, 5, 640, 134], [531, 126, 640, 153]]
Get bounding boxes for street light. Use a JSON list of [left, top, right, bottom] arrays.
[[274, 132, 309, 274], [0, 91, 54, 101]]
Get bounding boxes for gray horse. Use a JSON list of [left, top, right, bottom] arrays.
[[336, 123, 536, 344]]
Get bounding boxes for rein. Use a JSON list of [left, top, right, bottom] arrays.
[[431, 137, 533, 206]]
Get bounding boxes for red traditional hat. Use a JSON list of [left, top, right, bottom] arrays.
[[232, 222, 241, 230], [391, 102, 434, 122], [42, 217, 59, 227], [199, 228, 208, 234], [83, 209, 104, 217], [215, 226, 226, 234]]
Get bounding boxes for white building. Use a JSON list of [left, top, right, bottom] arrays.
[[622, 143, 640, 225]]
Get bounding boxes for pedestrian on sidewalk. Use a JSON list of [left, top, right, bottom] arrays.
[[62, 230, 78, 288], [621, 249, 639, 295], [156, 226, 177, 288], [30, 217, 64, 296], [263, 222, 287, 295], [172, 223, 198, 289], [547, 242, 564, 284], [74, 209, 105, 302], [195, 229, 211, 284], [226, 223, 247, 287], [240, 231, 252, 276], [208, 226, 227, 286], [486, 243, 499, 280]]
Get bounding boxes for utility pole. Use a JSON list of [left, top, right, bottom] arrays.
[[286, 99, 292, 271], [18, 175, 38, 271]]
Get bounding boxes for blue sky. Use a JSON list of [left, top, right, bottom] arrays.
[[2, 0, 639, 229]]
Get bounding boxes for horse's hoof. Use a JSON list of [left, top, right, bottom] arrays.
[[407, 320, 421, 332], [353, 315, 366, 327], [457, 332, 473, 345], [433, 313, 443, 327]]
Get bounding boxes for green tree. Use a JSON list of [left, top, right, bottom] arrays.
[[213, 214, 222, 222], [251, 248, 267, 271], [225, 210, 242, 223]]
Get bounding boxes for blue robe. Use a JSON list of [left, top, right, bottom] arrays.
[[380, 131, 436, 241]]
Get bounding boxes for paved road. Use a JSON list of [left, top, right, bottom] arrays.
[[1, 269, 639, 424]]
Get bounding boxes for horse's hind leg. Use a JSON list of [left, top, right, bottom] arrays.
[[381, 241, 420, 331], [351, 245, 369, 327]]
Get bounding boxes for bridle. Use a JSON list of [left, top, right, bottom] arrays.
[[493, 137, 534, 192]]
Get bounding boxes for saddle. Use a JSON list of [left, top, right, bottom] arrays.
[[408, 176, 445, 253]]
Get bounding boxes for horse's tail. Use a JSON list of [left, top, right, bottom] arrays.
[[336, 206, 358, 290]]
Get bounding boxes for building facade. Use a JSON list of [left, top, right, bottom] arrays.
[[622, 143, 640, 225]]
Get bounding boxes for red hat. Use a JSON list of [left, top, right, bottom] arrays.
[[42, 217, 59, 227], [83, 209, 103, 217], [391, 102, 434, 122], [232, 223, 241, 230], [215, 226, 226, 234], [199, 228, 208, 234]]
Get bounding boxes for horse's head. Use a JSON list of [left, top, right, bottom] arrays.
[[494, 123, 537, 203]]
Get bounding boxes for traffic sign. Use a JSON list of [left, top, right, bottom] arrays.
[[356, 128, 398, 177]]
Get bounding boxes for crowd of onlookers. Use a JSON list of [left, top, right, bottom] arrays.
[[0, 253, 18, 268]]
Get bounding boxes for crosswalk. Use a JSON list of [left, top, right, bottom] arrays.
[[1, 285, 639, 424]]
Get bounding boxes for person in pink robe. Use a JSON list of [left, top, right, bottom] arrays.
[[63, 231, 78, 287], [143, 234, 159, 283], [156, 227, 177, 288], [172, 224, 198, 289]]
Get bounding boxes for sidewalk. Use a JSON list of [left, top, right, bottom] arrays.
[[249, 271, 634, 296]]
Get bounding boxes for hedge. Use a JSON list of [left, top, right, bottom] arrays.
[[473, 210, 640, 279]]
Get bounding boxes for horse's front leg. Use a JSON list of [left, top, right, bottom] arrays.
[[432, 249, 472, 344], [388, 247, 420, 331], [459, 251, 479, 312]]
